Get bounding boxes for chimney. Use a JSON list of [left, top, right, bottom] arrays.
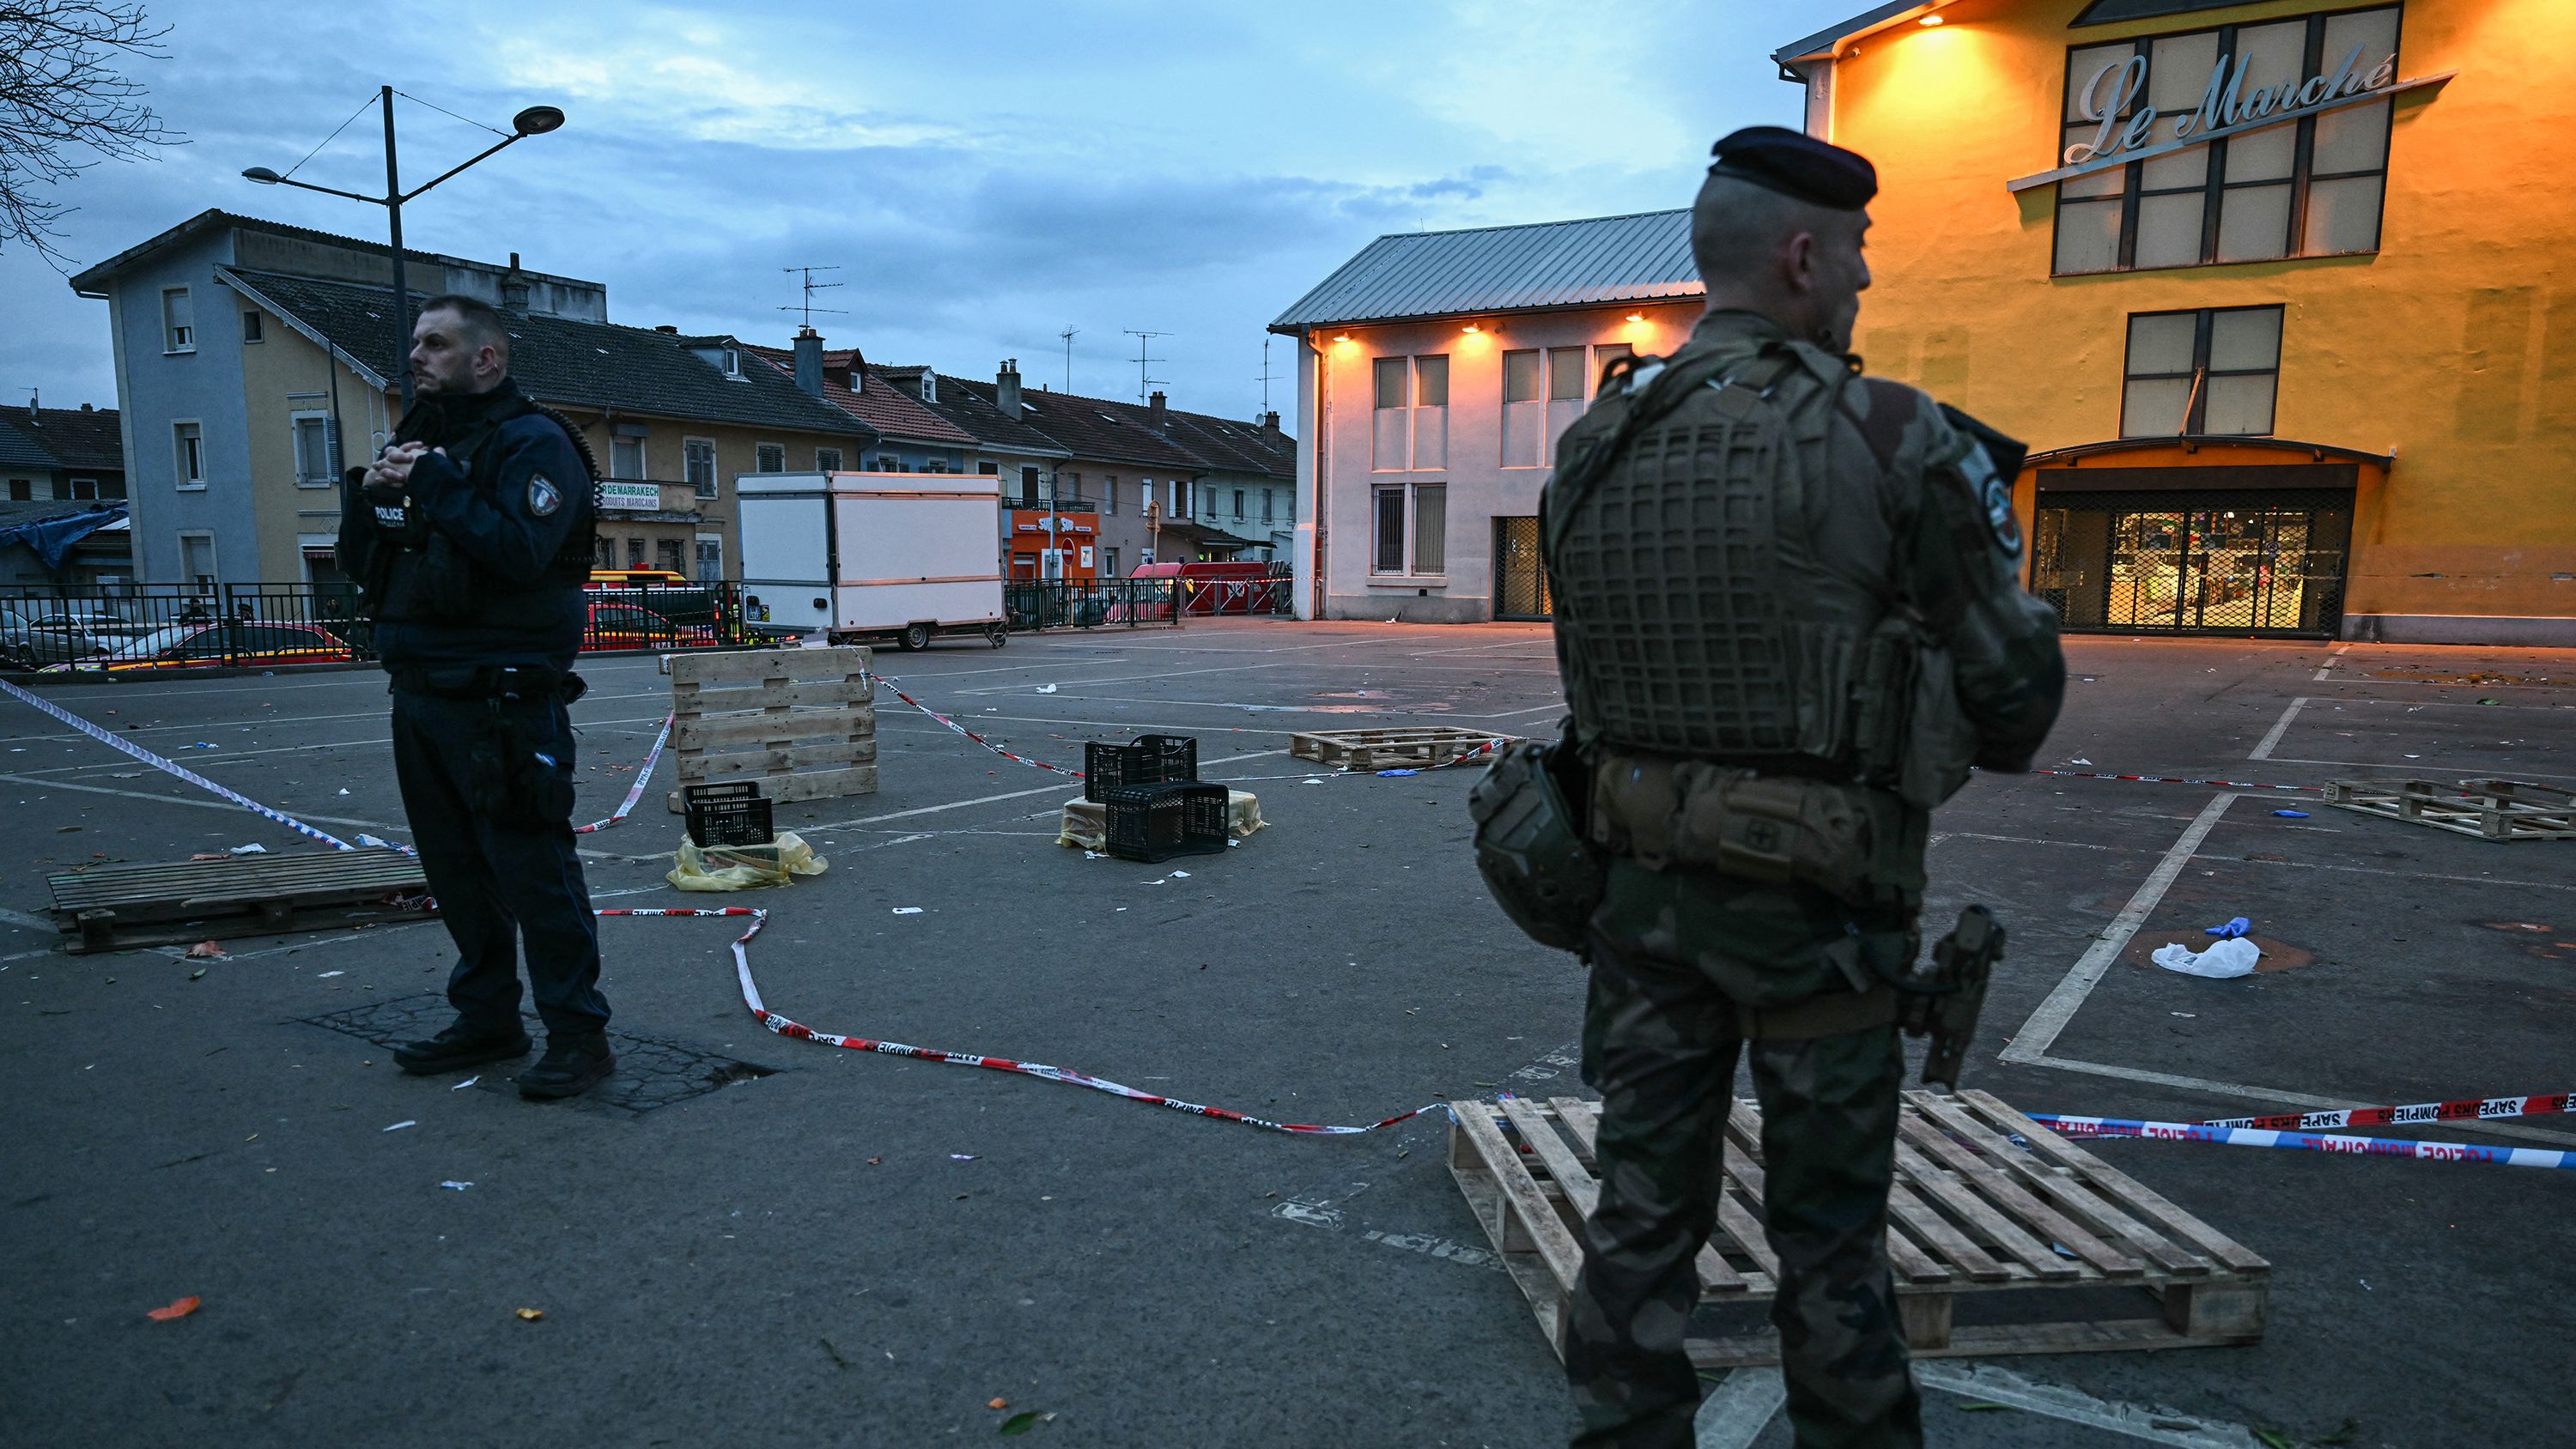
[[500, 252, 532, 313], [996, 358, 1022, 415], [793, 326, 825, 397], [1261, 409, 1281, 439], [654, 324, 678, 334], [1149, 390, 1167, 427]]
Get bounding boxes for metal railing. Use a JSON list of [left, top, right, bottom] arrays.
[[1005, 579, 1183, 632], [0, 580, 762, 673]]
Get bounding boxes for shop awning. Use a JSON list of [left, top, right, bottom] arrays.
[[2021, 435, 2393, 471]]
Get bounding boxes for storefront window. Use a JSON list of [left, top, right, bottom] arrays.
[[2054, 5, 2400, 276], [2121, 306, 2283, 438]]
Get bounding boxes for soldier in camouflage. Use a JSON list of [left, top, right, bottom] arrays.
[[1546, 128, 2066, 1447]]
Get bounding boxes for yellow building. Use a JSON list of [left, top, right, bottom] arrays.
[[1777, 0, 2576, 644]]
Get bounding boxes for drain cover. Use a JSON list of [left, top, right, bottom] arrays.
[[299, 992, 780, 1115]]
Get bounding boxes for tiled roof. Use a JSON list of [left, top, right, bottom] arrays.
[[741, 344, 975, 447], [221, 270, 871, 437], [1155, 409, 1291, 481], [889, 372, 1070, 458], [1270, 209, 1699, 331], [68, 208, 596, 296], [0, 407, 123, 473], [967, 382, 1205, 473]]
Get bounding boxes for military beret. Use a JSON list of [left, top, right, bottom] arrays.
[[1707, 125, 1878, 211]]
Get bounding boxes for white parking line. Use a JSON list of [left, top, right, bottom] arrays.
[[1999, 791, 2239, 1066], [2247, 696, 2306, 760], [2312, 642, 2350, 682], [952, 660, 1296, 695]]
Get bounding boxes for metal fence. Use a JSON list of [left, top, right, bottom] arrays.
[[1005, 579, 1185, 632], [0, 581, 762, 674]]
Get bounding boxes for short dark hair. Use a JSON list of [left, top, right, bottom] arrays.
[[417, 293, 511, 367]]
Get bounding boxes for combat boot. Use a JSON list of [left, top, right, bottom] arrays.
[[393, 1018, 532, 1075], [518, 1032, 616, 1100]]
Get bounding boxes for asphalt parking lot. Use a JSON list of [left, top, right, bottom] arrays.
[[3, 621, 2570, 1448]]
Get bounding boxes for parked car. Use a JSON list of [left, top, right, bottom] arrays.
[[41, 620, 355, 673], [583, 600, 718, 652], [3, 605, 102, 667], [586, 569, 721, 627]]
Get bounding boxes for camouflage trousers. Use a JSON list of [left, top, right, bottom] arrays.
[[1564, 931, 1921, 1449]]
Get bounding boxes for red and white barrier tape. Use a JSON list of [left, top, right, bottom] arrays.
[[2185, 1089, 2567, 1134], [2028, 1113, 2576, 1171], [573, 712, 672, 834], [866, 671, 1087, 780]]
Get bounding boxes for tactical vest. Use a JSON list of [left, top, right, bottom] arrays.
[[368, 386, 601, 624], [1546, 342, 1902, 773]]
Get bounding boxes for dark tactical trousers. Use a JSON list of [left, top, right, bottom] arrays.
[[389, 689, 609, 1040], [1565, 933, 1920, 1449]]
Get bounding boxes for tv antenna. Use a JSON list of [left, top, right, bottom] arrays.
[[1255, 336, 1281, 414], [1122, 329, 1168, 404], [780, 265, 847, 329], [1058, 325, 1078, 393]]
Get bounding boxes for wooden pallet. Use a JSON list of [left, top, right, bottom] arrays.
[[46, 849, 428, 955], [667, 646, 878, 811], [2320, 778, 2575, 841], [1288, 725, 1516, 771], [1449, 1088, 2269, 1367]]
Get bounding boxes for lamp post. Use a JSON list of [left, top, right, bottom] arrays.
[[244, 88, 563, 406]]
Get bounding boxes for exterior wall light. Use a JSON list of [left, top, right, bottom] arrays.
[[1919, 11, 1943, 23]]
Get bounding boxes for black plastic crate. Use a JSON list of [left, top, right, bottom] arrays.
[[1083, 734, 1198, 803], [683, 781, 775, 847], [1101, 781, 1229, 864]]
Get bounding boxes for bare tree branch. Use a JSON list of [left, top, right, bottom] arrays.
[[0, 1, 185, 270]]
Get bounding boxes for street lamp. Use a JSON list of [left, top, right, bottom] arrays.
[[243, 89, 564, 404]]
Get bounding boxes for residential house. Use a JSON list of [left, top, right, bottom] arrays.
[[67, 209, 870, 587], [890, 359, 1088, 577], [1271, 212, 1698, 621], [0, 402, 131, 586], [742, 331, 975, 476], [1164, 406, 1296, 561]]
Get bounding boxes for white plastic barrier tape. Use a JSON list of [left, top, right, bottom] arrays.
[[1, 676, 357, 851], [2030, 1113, 2576, 1172]]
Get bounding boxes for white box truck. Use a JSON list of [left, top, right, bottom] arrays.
[[737, 471, 1007, 651]]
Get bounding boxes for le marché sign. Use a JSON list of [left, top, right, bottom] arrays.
[[2008, 42, 2452, 193]]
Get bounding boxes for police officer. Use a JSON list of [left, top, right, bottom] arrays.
[[1531, 130, 2065, 1446], [338, 293, 616, 1100]]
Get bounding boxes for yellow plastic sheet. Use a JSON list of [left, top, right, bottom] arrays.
[[666, 831, 829, 891]]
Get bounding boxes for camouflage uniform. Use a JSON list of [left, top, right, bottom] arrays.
[[1552, 309, 2064, 1448]]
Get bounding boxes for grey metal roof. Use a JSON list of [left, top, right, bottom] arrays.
[[1269, 210, 1700, 333]]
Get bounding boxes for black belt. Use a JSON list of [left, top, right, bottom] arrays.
[[388, 664, 586, 702]]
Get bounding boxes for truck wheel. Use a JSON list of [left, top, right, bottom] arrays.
[[898, 621, 932, 652], [987, 625, 1008, 648]]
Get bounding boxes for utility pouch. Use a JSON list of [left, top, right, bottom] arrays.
[[1668, 765, 1880, 906], [466, 703, 575, 833], [1468, 727, 1606, 953], [1851, 614, 1918, 789]]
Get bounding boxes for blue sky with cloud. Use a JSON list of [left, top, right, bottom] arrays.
[[3, 0, 1858, 421]]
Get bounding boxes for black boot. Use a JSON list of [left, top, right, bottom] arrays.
[[518, 1032, 616, 1100], [393, 1018, 532, 1076]]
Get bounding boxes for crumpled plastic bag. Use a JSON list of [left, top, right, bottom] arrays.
[[2151, 937, 2259, 979], [666, 831, 828, 891]]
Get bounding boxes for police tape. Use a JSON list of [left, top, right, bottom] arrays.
[[2, 677, 671, 852], [0, 676, 358, 851], [2043, 1089, 2573, 1135], [2027, 1113, 2576, 1171], [864, 671, 1087, 779], [728, 930, 1439, 1136], [573, 712, 672, 834], [2030, 768, 2316, 792]]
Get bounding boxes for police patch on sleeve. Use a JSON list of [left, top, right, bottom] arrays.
[[527, 474, 562, 517]]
